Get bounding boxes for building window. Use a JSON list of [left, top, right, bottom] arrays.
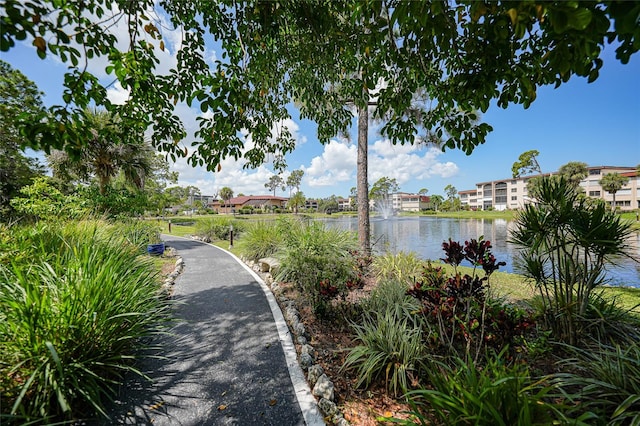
[[589, 169, 601, 175], [511, 188, 517, 192], [511, 180, 517, 185], [589, 191, 601, 197], [511, 196, 518, 201]]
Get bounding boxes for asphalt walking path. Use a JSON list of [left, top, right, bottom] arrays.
[[105, 235, 324, 425]]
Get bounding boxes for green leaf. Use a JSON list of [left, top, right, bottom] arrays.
[[567, 8, 593, 30]]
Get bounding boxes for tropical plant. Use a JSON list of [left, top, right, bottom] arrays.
[[358, 278, 422, 321], [552, 343, 640, 425], [558, 161, 588, 189], [510, 176, 634, 344], [275, 220, 358, 313], [343, 300, 426, 396], [429, 195, 444, 212], [406, 238, 525, 361], [47, 108, 155, 197], [194, 216, 243, 241], [372, 251, 423, 285], [288, 191, 306, 214], [390, 352, 580, 426], [599, 172, 630, 209], [236, 220, 285, 262], [219, 187, 234, 214], [0, 221, 170, 422]]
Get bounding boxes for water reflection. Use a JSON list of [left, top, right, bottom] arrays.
[[321, 216, 640, 288]]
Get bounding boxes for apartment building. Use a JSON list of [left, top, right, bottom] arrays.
[[390, 192, 431, 212], [460, 166, 638, 211]]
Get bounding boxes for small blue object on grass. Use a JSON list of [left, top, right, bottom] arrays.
[[147, 242, 165, 256]]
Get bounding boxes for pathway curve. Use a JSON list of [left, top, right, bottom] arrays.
[[105, 235, 324, 425]]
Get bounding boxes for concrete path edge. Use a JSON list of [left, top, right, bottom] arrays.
[[168, 236, 326, 426]]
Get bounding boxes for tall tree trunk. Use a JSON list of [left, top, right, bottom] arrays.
[[357, 102, 370, 254]]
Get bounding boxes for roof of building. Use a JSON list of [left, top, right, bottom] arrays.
[[228, 195, 288, 205]]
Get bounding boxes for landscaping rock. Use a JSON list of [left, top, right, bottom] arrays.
[[296, 335, 307, 345], [333, 415, 350, 426], [301, 344, 314, 357], [312, 374, 334, 401], [307, 364, 324, 386], [300, 353, 314, 370], [318, 398, 338, 417]]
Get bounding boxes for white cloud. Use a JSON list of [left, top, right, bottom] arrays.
[[369, 142, 459, 184], [106, 82, 130, 104], [303, 140, 357, 187], [301, 139, 459, 193]]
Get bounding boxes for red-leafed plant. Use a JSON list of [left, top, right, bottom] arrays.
[[408, 237, 533, 362]]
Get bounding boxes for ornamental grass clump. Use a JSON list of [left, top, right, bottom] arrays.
[[343, 296, 427, 397], [236, 219, 286, 261], [392, 352, 575, 426], [195, 216, 244, 241], [275, 219, 358, 313], [552, 342, 640, 425], [0, 221, 170, 423]]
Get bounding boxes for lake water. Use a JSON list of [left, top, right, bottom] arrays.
[[321, 216, 640, 288]]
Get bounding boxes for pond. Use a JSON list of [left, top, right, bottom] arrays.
[[321, 216, 640, 288]]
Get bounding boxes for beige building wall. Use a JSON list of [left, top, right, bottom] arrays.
[[460, 166, 638, 211]]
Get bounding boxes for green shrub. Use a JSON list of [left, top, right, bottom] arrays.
[[359, 279, 420, 316], [275, 219, 358, 313], [372, 251, 423, 285], [343, 301, 426, 396], [0, 223, 171, 423], [236, 220, 284, 261], [389, 352, 579, 426], [194, 216, 244, 241], [120, 219, 163, 249], [553, 343, 640, 425]]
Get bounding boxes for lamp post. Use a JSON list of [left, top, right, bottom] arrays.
[[229, 224, 234, 249]]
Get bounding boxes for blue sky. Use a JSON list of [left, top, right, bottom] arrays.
[[2, 20, 639, 199]]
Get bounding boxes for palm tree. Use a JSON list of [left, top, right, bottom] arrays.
[[558, 161, 588, 189], [600, 172, 630, 209], [288, 191, 306, 214], [219, 186, 234, 214], [510, 176, 633, 344], [47, 108, 153, 195], [430, 194, 444, 212]]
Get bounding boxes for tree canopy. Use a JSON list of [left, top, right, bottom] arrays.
[[3, 1, 638, 170], [369, 176, 400, 200], [512, 149, 543, 178], [0, 60, 46, 220]]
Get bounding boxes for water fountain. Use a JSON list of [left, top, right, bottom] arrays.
[[374, 198, 394, 219]]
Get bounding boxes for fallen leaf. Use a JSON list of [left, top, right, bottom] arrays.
[[149, 401, 165, 410], [269, 399, 277, 406], [217, 404, 227, 411]]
